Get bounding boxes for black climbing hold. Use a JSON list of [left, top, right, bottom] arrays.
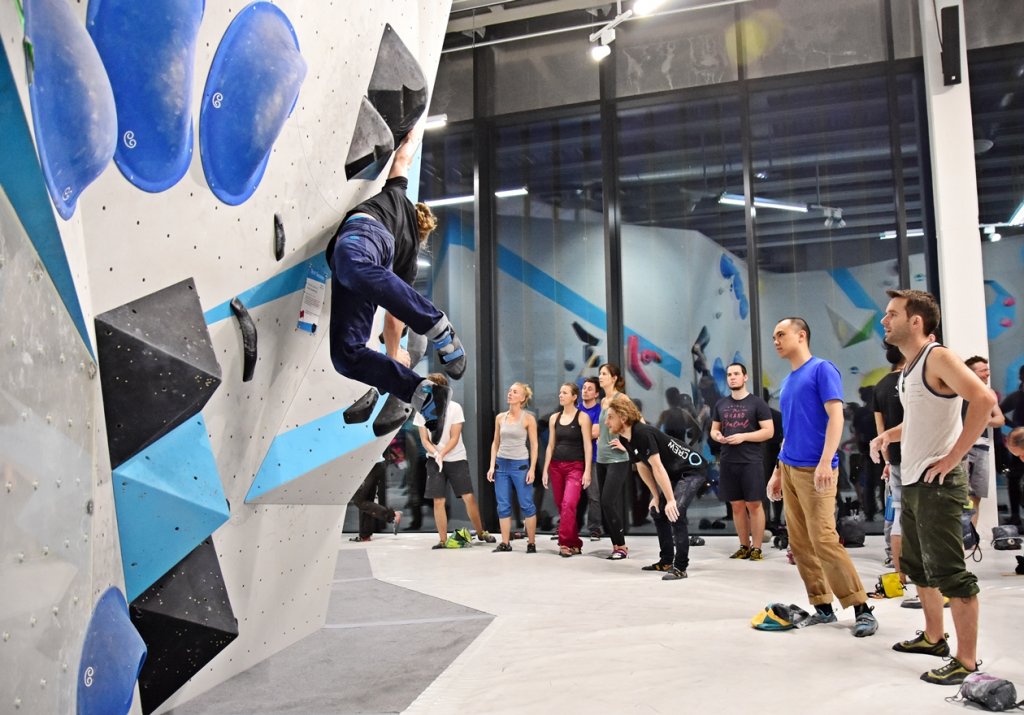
[[344, 96, 394, 181], [372, 393, 412, 437], [229, 297, 257, 382], [273, 213, 285, 261], [95, 279, 221, 468], [366, 24, 427, 144], [343, 388, 379, 424], [130, 538, 238, 715]]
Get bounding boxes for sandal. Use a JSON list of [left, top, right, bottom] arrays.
[[559, 546, 573, 558], [606, 548, 628, 560]]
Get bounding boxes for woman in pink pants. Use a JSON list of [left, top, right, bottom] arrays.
[[543, 383, 593, 557]]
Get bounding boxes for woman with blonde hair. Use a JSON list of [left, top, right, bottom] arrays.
[[542, 383, 593, 557], [487, 382, 540, 552]]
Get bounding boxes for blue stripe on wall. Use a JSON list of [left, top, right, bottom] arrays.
[[829, 268, 885, 339], [497, 244, 682, 377], [204, 253, 329, 324], [245, 398, 385, 502], [0, 46, 92, 356]]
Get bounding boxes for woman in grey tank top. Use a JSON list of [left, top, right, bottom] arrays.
[[487, 382, 539, 552], [597, 363, 632, 559]]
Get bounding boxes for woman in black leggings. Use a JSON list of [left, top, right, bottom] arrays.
[[596, 363, 632, 559]]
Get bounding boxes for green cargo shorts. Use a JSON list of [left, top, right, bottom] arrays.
[[900, 464, 979, 598]]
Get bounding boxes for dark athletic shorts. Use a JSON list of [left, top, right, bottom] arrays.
[[719, 461, 766, 503], [425, 459, 473, 499]]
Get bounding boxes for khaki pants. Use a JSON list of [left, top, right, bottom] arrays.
[[781, 463, 868, 608]]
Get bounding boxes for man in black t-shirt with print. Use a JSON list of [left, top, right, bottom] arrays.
[[711, 363, 774, 561], [872, 342, 905, 574], [325, 126, 466, 443], [606, 394, 706, 580]]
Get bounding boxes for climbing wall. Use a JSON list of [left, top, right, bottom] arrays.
[[0, 0, 452, 713]]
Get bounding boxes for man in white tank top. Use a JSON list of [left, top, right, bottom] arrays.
[[872, 289, 996, 686]]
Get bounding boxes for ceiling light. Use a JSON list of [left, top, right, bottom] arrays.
[[590, 43, 611, 61], [424, 114, 447, 131], [423, 194, 473, 208], [495, 187, 528, 198], [633, 0, 665, 16], [718, 192, 808, 213], [589, 3, 632, 61], [423, 187, 529, 207], [879, 228, 925, 240]]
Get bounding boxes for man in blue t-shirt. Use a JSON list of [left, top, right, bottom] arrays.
[[578, 377, 604, 539], [766, 317, 876, 637]]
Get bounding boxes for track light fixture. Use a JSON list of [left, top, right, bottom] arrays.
[[588, 1, 632, 61]]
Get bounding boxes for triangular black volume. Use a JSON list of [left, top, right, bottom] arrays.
[[130, 538, 239, 715], [366, 23, 427, 142], [345, 96, 395, 181], [95, 278, 222, 468]]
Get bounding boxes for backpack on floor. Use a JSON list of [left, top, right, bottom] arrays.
[[751, 603, 810, 631], [947, 672, 1024, 711], [838, 515, 865, 547], [992, 525, 1022, 551]]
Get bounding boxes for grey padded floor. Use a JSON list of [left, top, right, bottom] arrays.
[[168, 550, 493, 715]]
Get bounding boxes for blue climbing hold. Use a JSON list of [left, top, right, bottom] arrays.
[[25, 0, 117, 219], [87, 0, 205, 192], [77, 588, 147, 715], [200, 1, 306, 205]]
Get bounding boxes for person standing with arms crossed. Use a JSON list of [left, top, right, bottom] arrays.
[[767, 317, 877, 637], [711, 362, 774, 561], [872, 290, 995, 685]]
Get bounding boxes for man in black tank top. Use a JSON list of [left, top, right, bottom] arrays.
[[606, 395, 706, 580]]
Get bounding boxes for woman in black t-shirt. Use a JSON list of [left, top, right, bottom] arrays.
[[542, 383, 593, 557], [606, 394, 707, 580]]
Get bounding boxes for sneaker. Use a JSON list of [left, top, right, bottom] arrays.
[[729, 545, 751, 559], [642, 562, 673, 572], [852, 607, 878, 638], [893, 631, 951, 657], [526, 543, 537, 554], [477, 530, 496, 543], [748, 547, 764, 561], [431, 325, 466, 379], [883, 555, 894, 568], [392, 511, 401, 535], [901, 596, 951, 609], [589, 531, 602, 542], [493, 542, 512, 552], [804, 610, 838, 626], [662, 567, 687, 580], [431, 541, 446, 550], [920, 657, 978, 686], [349, 535, 371, 542]]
